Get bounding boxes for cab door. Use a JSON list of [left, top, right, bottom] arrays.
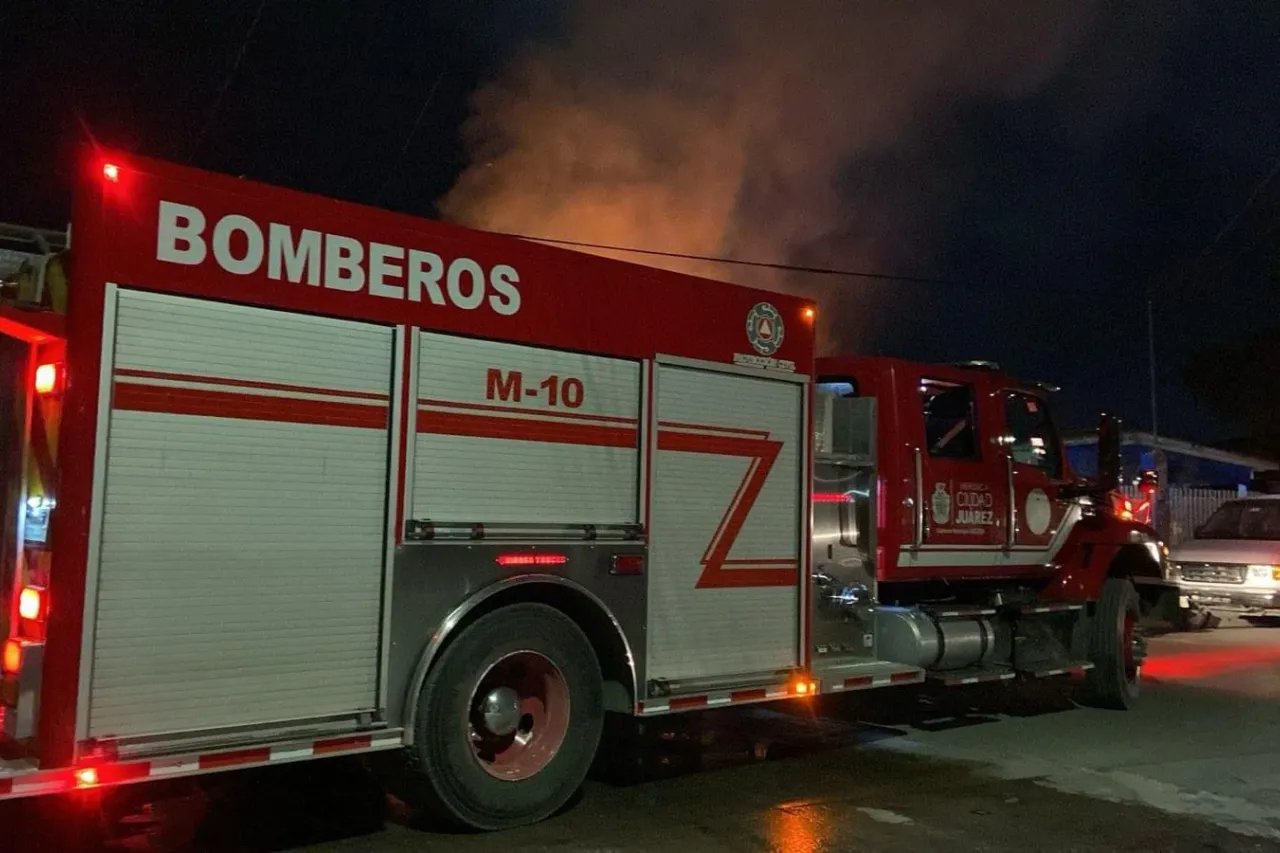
[[915, 375, 1006, 549], [1001, 390, 1070, 550]]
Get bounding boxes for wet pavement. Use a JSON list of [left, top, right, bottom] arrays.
[[6, 621, 1280, 851]]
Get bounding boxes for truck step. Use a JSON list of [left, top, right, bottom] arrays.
[[927, 665, 1016, 687], [920, 604, 998, 620], [1005, 601, 1084, 616], [1015, 660, 1095, 679]]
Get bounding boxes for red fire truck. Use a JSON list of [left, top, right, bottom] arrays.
[[0, 150, 1176, 832]]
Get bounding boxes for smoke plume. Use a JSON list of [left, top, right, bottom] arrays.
[[440, 1, 1100, 350]]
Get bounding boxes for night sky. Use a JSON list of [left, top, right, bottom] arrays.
[[4, 1, 1278, 442]]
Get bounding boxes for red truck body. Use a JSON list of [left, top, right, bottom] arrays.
[[0, 150, 1177, 832]]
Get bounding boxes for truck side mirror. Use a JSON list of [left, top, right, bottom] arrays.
[[1097, 412, 1122, 494]]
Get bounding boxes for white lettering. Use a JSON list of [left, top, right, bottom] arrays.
[[267, 224, 321, 285], [211, 214, 264, 276], [156, 201, 207, 265], [324, 235, 365, 292], [153, 204, 525, 315], [368, 242, 405, 299], [447, 257, 485, 310], [488, 264, 521, 315], [408, 250, 446, 304]]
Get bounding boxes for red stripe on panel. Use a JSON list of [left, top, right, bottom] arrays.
[[115, 368, 389, 401], [421, 398, 638, 425], [113, 383, 389, 429], [658, 429, 796, 589], [417, 409, 637, 449]]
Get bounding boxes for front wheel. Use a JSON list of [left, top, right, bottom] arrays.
[[396, 603, 604, 830], [1084, 577, 1144, 709]]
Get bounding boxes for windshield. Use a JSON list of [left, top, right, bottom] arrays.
[[1197, 501, 1280, 541]]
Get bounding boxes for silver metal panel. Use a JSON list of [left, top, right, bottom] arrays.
[[384, 541, 647, 738], [86, 290, 394, 741]]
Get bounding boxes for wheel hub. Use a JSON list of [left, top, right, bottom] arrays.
[[467, 651, 571, 781], [478, 686, 522, 737]]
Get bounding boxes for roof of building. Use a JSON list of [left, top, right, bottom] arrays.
[[1063, 430, 1278, 471]]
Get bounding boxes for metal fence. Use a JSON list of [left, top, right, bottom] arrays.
[[1122, 485, 1244, 546]]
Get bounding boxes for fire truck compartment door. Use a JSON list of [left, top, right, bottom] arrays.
[[86, 289, 394, 740], [647, 363, 804, 681], [412, 331, 641, 525]]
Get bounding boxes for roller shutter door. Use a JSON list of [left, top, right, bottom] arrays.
[[86, 289, 394, 740], [647, 364, 803, 680]]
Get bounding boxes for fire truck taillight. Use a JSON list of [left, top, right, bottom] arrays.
[[2, 640, 22, 676], [18, 586, 45, 621], [102, 163, 121, 183], [34, 362, 62, 395], [496, 553, 569, 568], [610, 555, 644, 576]]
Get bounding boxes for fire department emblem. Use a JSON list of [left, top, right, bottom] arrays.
[[746, 302, 784, 356]]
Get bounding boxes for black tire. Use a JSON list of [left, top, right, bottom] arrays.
[[1084, 577, 1142, 709], [400, 603, 603, 831]]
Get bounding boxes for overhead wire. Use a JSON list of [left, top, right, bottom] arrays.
[[483, 230, 982, 288], [187, 0, 270, 164]]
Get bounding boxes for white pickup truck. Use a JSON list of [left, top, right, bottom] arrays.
[[1169, 495, 1280, 620]]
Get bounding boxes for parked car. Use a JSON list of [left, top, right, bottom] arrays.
[[1169, 495, 1280, 621]]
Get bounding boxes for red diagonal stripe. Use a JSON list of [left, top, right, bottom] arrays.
[[418, 409, 636, 448], [113, 383, 389, 429], [659, 429, 797, 589]]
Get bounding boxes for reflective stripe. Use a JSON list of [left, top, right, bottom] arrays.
[[0, 731, 402, 801]]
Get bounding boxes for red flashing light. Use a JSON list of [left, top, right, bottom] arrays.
[[34, 362, 60, 395], [18, 587, 44, 621], [496, 553, 569, 568], [102, 163, 121, 183], [803, 306, 817, 322], [610, 554, 645, 576], [75, 767, 99, 787], [2, 640, 21, 676], [813, 492, 851, 503]]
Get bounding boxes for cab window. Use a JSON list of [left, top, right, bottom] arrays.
[[921, 379, 979, 460], [816, 377, 859, 398], [1004, 392, 1062, 478]]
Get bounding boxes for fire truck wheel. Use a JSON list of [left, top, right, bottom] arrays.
[[1085, 577, 1142, 710], [406, 602, 604, 830]]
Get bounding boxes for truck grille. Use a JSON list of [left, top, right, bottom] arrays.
[[1178, 563, 1247, 584]]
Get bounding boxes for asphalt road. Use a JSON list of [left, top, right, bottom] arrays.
[[8, 621, 1280, 851]]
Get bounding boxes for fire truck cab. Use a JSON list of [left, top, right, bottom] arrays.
[[806, 355, 1179, 707]]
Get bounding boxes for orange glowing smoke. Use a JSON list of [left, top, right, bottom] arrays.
[[440, 1, 1100, 352]]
